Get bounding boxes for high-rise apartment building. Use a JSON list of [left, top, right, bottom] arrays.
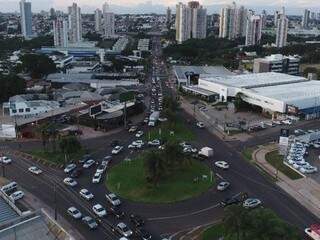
[[19, 0, 32, 39], [175, 1, 207, 43], [53, 18, 68, 47], [245, 13, 262, 46], [302, 9, 310, 29], [166, 7, 172, 26], [68, 3, 82, 43], [274, 11, 280, 27], [94, 9, 102, 32], [261, 10, 267, 29], [103, 2, 115, 38], [219, 2, 247, 40], [275, 7, 288, 48]]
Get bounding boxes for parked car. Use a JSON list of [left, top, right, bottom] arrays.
[[135, 131, 144, 138], [134, 228, 152, 240], [64, 164, 76, 173], [28, 166, 42, 175], [128, 126, 138, 133], [92, 204, 107, 217], [63, 177, 77, 187], [112, 222, 133, 238], [82, 216, 98, 230], [148, 139, 161, 146], [106, 193, 121, 206], [79, 189, 94, 200], [300, 165, 318, 174], [112, 146, 123, 155], [243, 198, 262, 208], [214, 161, 230, 170], [83, 159, 95, 169], [96, 164, 107, 174], [129, 214, 145, 227], [92, 172, 102, 184], [110, 140, 120, 147], [217, 181, 230, 191], [10, 190, 24, 201], [67, 207, 82, 219]]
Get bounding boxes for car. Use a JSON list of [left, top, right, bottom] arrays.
[[92, 204, 107, 217], [293, 161, 310, 169], [128, 126, 138, 133], [64, 163, 76, 173], [143, 117, 149, 123], [148, 139, 161, 146], [112, 222, 133, 238], [110, 140, 120, 147], [214, 161, 229, 170], [96, 164, 107, 174], [10, 190, 24, 201], [83, 159, 95, 169], [70, 168, 83, 178], [135, 131, 144, 138], [134, 228, 152, 240], [79, 154, 91, 164], [92, 172, 102, 183], [282, 119, 292, 125], [109, 206, 125, 219], [28, 166, 42, 175], [158, 117, 168, 122], [67, 207, 82, 219], [79, 189, 94, 200], [220, 197, 241, 207], [129, 214, 145, 227], [0, 156, 12, 164], [63, 177, 77, 187], [82, 216, 98, 230], [243, 198, 262, 208], [102, 156, 112, 165], [196, 122, 205, 128], [106, 193, 121, 206], [217, 181, 230, 191], [112, 146, 123, 155], [300, 165, 318, 174]]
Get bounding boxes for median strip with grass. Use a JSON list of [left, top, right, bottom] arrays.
[[106, 157, 214, 203], [265, 151, 302, 180]]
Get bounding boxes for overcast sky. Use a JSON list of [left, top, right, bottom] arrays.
[[1, 0, 320, 13]]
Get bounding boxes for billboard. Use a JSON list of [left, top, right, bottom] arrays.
[[90, 104, 102, 117]]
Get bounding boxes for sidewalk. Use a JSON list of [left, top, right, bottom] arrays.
[[253, 145, 320, 219]]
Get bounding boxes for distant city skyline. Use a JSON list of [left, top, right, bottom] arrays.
[[1, 0, 320, 14]]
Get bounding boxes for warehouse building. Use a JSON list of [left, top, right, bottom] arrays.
[[189, 72, 320, 117]]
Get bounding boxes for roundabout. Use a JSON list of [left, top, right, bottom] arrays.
[[106, 157, 215, 204]]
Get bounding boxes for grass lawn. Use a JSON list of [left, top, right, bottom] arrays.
[[106, 158, 214, 203], [28, 149, 85, 165], [145, 118, 194, 142], [265, 151, 303, 180], [242, 147, 256, 162], [201, 224, 228, 240]]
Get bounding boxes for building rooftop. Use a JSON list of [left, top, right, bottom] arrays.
[[173, 65, 233, 83], [257, 54, 300, 62], [202, 72, 307, 89]]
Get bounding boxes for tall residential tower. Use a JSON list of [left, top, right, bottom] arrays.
[[19, 0, 32, 39], [53, 18, 68, 47], [275, 7, 288, 48], [68, 3, 82, 43]]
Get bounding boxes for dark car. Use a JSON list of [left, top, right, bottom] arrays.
[[109, 206, 125, 219], [70, 168, 83, 178], [129, 214, 145, 227], [220, 192, 248, 207], [134, 228, 152, 240], [79, 154, 91, 164], [110, 140, 120, 147]]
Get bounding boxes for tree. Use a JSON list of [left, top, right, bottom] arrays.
[[143, 150, 166, 186], [19, 54, 56, 79], [223, 205, 249, 240], [59, 136, 82, 162], [0, 74, 26, 102]]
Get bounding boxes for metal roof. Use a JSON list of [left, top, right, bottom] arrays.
[[0, 197, 19, 224]]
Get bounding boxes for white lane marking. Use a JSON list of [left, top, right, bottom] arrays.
[[215, 173, 224, 180], [148, 203, 220, 221]]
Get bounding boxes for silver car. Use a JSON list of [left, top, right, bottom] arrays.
[[217, 181, 230, 191]]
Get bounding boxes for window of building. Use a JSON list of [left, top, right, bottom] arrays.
[[19, 109, 24, 113], [12, 110, 17, 113], [25, 108, 30, 112]]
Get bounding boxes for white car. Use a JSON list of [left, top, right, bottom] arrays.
[[300, 165, 318, 174], [106, 193, 121, 206], [282, 119, 292, 125], [112, 146, 123, 155], [96, 164, 107, 174], [113, 222, 133, 238], [92, 204, 107, 217], [83, 159, 95, 169], [64, 163, 76, 173], [79, 189, 94, 200], [148, 139, 161, 146], [10, 190, 24, 201], [196, 122, 205, 128], [92, 172, 102, 183], [217, 181, 230, 191], [128, 126, 138, 133], [243, 198, 262, 208], [293, 161, 310, 169], [0, 156, 12, 164], [28, 166, 43, 175], [214, 161, 229, 170], [67, 207, 82, 219], [135, 131, 144, 138], [63, 177, 77, 187]]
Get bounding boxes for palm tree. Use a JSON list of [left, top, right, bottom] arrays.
[[223, 205, 249, 240]]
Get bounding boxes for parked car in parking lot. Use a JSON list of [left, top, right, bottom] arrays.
[[196, 122, 205, 128], [63, 177, 77, 187], [83, 159, 95, 169], [10, 190, 24, 201], [28, 166, 42, 175], [71, 168, 83, 178], [148, 139, 160, 146], [112, 222, 133, 238], [128, 126, 138, 133], [96, 163, 107, 174], [92, 172, 102, 183], [79, 189, 94, 200], [82, 216, 98, 230], [64, 163, 76, 173], [134, 228, 152, 240], [300, 165, 318, 174], [0, 156, 12, 164], [135, 131, 144, 138], [129, 214, 145, 227], [217, 181, 230, 191], [92, 204, 107, 217], [112, 146, 123, 155], [109, 206, 125, 219]]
